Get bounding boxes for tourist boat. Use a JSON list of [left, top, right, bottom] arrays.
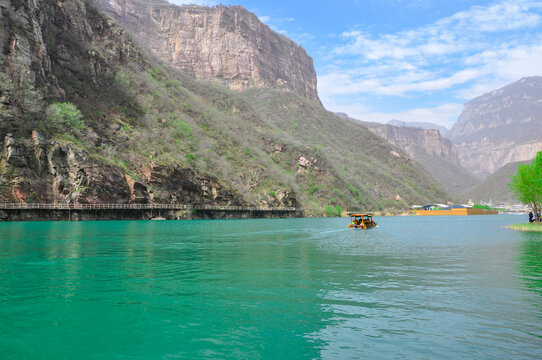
[[348, 213, 376, 229]]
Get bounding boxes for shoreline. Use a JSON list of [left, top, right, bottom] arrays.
[[506, 223, 542, 232], [0, 208, 302, 222]]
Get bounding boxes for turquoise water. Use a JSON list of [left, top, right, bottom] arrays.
[[0, 215, 541, 359]]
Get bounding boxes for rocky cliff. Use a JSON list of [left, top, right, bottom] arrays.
[[2, 131, 241, 207], [91, 0, 320, 103], [363, 122, 480, 195], [0, 0, 450, 218], [387, 119, 449, 137], [448, 77, 542, 177], [0, 0, 248, 210], [363, 123, 458, 163]]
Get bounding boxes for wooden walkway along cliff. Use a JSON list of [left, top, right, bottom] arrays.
[[0, 203, 300, 221]]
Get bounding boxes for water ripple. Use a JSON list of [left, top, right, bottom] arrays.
[[0, 216, 540, 359]]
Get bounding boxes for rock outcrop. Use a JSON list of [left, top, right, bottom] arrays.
[[0, 0, 246, 209], [0, 0, 57, 136], [0, 131, 246, 206], [92, 0, 320, 102], [0, 0, 450, 218], [448, 77, 542, 177], [364, 123, 459, 163], [387, 119, 449, 137], [362, 122, 480, 195]]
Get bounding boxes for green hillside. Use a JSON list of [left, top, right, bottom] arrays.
[[412, 152, 481, 198], [241, 88, 449, 211], [0, 0, 450, 215], [462, 160, 530, 204]]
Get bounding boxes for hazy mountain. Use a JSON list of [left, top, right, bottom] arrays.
[[462, 160, 530, 204], [448, 77, 542, 177], [363, 122, 480, 195], [387, 119, 449, 137]]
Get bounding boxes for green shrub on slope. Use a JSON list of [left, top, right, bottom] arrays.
[[44, 102, 84, 133]]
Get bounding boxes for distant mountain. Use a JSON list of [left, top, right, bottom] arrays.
[[334, 114, 479, 196], [448, 76, 542, 177], [334, 112, 350, 119], [462, 160, 530, 204], [387, 119, 449, 137], [363, 122, 480, 196], [364, 123, 458, 163]]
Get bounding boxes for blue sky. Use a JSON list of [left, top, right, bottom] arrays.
[[168, 0, 542, 128]]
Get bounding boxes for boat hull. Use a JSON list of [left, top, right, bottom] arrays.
[[348, 222, 376, 229]]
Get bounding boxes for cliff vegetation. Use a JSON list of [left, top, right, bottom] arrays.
[[0, 0, 450, 216]]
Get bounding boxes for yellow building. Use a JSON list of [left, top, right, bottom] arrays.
[[416, 208, 498, 216]]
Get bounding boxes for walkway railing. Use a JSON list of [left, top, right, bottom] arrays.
[[0, 203, 297, 212]]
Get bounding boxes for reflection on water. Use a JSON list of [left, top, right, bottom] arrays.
[[0, 220, 331, 359], [519, 232, 542, 297], [0, 216, 541, 359]]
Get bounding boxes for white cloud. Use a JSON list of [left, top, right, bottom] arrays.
[[318, 65, 482, 97], [336, 1, 542, 63], [320, 0, 542, 124], [492, 43, 542, 80], [456, 42, 542, 99], [329, 103, 464, 129], [442, 1, 542, 32]]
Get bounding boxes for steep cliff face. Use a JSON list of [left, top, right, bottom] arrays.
[[363, 123, 458, 163], [91, 0, 320, 103], [387, 119, 449, 137], [448, 77, 542, 177], [1, 131, 244, 207], [0, 0, 450, 217], [362, 122, 480, 195], [0, 0, 247, 209], [0, 0, 58, 136]]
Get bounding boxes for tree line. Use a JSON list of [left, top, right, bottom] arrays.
[[509, 151, 542, 218]]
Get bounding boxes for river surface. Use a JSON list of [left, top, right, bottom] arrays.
[[0, 215, 541, 359]]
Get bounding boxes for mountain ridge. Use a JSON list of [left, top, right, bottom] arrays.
[[463, 160, 529, 204], [362, 122, 480, 195], [449, 76, 542, 177], [91, 0, 321, 103], [387, 119, 449, 137]]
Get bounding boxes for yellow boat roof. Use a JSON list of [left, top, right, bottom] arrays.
[[349, 213, 372, 217]]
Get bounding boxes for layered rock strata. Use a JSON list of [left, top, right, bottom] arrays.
[[363, 123, 459, 164], [91, 0, 320, 102], [449, 77, 542, 177], [0, 0, 248, 209], [362, 122, 481, 195], [1, 132, 243, 207]]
